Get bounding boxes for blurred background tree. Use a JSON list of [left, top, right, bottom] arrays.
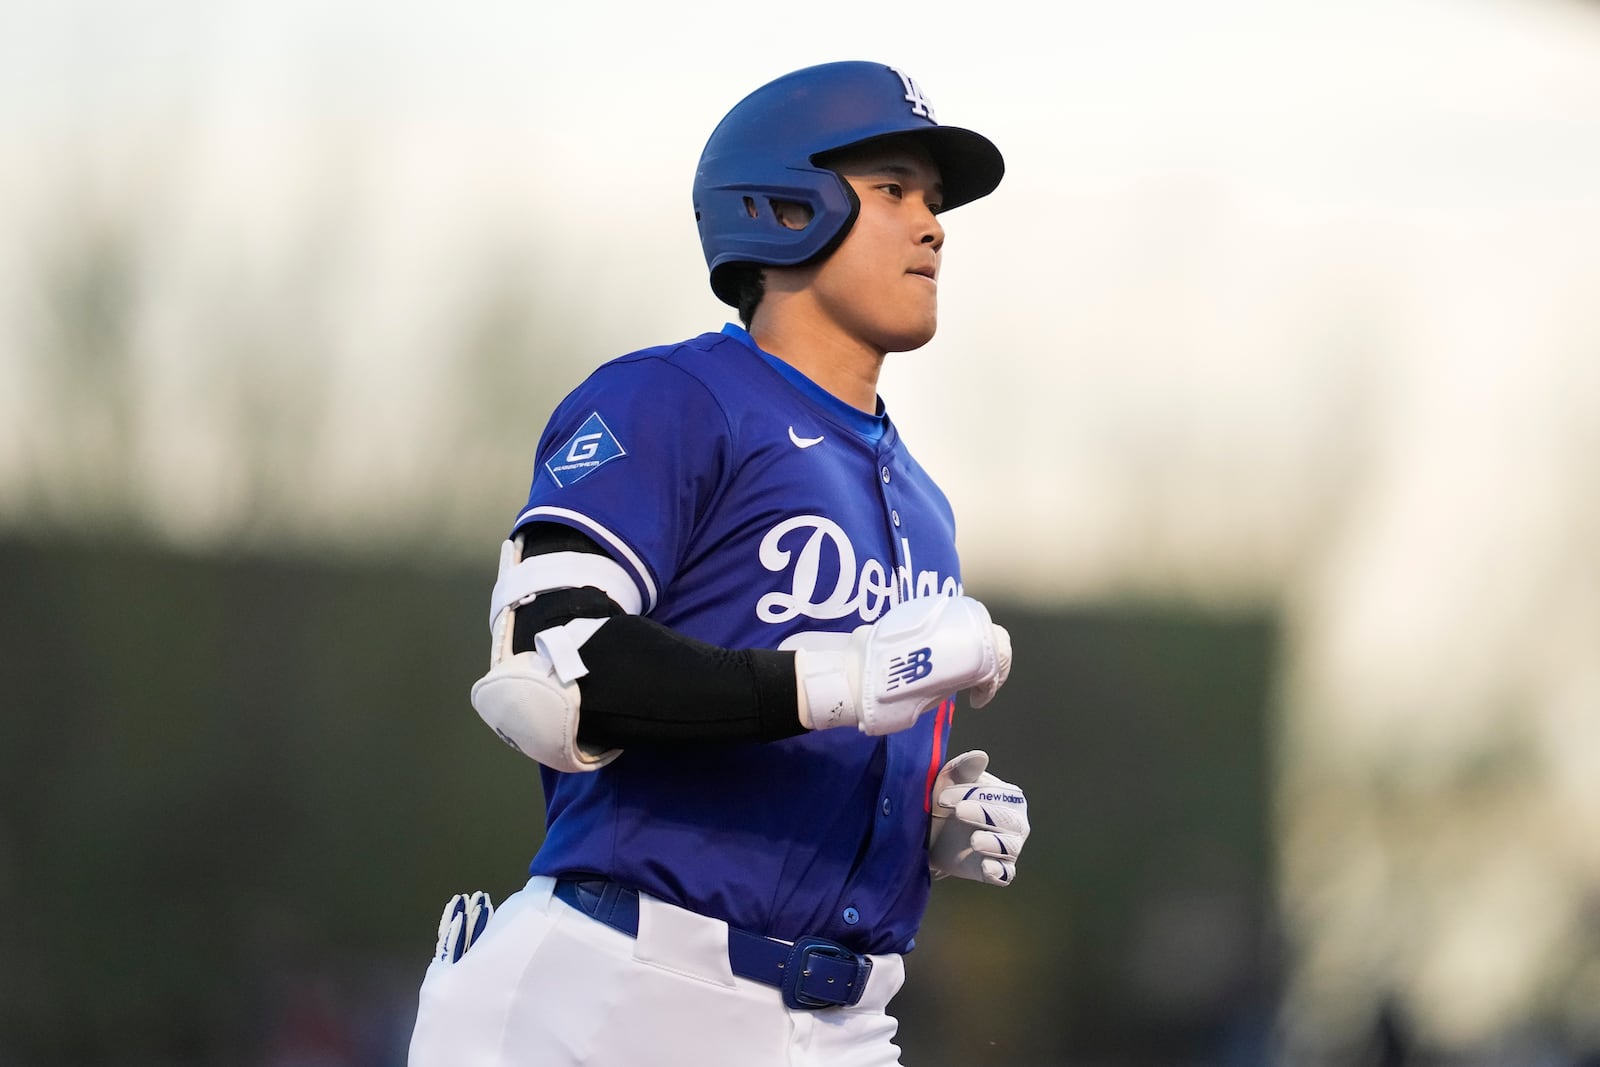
[[0, 540, 1277, 1066]]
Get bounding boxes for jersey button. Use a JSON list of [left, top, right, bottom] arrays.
[[881, 797, 892, 816], [843, 907, 860, 925], [880, 466, 891, 484], [891, 510, 901, 528]]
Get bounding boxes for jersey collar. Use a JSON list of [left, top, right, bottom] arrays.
[[720, 323, 889, 443]]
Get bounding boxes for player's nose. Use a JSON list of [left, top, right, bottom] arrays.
[[919, 208, 944, 251]]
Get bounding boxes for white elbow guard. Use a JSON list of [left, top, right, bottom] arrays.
[[471, 537, 628, 773], [471, 646, 617, 773]]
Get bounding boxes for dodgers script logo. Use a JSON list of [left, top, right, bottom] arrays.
[[756, 515, 959, 625]]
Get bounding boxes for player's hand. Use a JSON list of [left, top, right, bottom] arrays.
[[928, 750, 1030, 886], [796, 594, 1011, 735], [434, 891, 494, 963]]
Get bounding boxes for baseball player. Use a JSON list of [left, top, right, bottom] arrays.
[[407, 61, 1031, 1067]]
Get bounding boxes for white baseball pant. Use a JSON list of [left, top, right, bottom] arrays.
[[407, 875, 907, 1066]]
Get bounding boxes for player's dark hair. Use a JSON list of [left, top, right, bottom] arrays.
[[732, 266, 765, 328]]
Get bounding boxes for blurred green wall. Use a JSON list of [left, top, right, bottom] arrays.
[[0, 537, 1278, 1066]]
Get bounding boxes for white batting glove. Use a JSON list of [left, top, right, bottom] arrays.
[[434, 891, 494, 963], [795, 595, 1011, 735], [928, 750, 1030, 886]]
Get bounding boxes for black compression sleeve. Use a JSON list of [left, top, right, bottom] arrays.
[[515, 521, 610, 557], [572, 617, 804, 748]]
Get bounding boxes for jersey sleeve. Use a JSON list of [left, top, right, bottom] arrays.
[[512, 355, 731, 613]]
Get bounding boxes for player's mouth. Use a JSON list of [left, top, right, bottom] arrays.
[[907, 264, 937, 283]]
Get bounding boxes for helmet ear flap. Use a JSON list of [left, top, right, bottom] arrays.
[[700, 166, 860, 306], [706, 176, 861, 308]]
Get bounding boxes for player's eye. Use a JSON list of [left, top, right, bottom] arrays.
[[878, 183, 903, 199]]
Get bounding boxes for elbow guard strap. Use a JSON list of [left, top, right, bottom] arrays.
[[489, 543, 643, 631]]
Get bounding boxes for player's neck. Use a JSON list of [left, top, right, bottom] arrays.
[[750, 311, 885, 415]]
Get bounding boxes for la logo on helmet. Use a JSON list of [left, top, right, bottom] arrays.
[[890, 67, 938, 122]]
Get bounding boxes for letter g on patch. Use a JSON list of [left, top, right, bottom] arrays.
[[545, 412, 627, 487]]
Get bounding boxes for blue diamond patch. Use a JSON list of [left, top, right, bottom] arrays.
[[545, 411, 627, 487]]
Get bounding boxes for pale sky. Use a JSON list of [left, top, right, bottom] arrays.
[[5, 0, 1598, 598]]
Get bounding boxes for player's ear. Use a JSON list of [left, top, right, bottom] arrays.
[[770, 199, 814, 232]]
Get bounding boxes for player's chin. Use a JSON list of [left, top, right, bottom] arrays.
[[880, 312, 939, 354]]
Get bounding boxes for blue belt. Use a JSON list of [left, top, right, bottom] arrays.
[[552, 877, 873, 1011]]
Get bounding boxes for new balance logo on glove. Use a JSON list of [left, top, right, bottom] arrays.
[[886, 647, 934, 690], [793, 594, 1006, 736]]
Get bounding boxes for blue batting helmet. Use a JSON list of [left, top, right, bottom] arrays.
[[693, 61, 1005, 307]]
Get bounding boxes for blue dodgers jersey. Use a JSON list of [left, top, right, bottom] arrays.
[[513, 324, 964, 955]]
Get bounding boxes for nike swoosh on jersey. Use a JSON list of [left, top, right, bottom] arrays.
[[788, 427, 825, 449]]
